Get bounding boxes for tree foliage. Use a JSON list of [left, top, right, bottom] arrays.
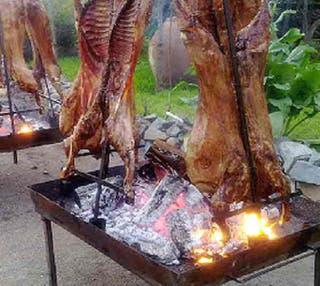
[[42, 0, 77, 56]]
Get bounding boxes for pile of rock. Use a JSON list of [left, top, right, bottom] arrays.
[[276, 139, 320, 186], [139, 114, 191, 150], [138, 119, 320, 187]]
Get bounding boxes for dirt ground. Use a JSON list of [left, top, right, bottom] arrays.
[[1, 143, 320, 286]]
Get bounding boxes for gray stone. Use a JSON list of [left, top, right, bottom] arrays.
[[166, 137, 179, 147], [151, 117, 166, 127], [289, 161, 320, 185], [166, 124, 181, 137], [160, 121, 175, 131], [144, 129, 168, 141], [278, 141, 313, 172], [310, 150, 320, 166], [144, 114, 158, 122], [144, 117, 168, 141], [138, 121, 150, 138]]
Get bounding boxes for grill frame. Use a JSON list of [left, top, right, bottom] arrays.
[[29, 166, 320, 286]]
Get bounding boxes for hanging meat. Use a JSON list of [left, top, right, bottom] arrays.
[[0, 52, 4, 88], [174, 0, 290, 212], [0, 0, 62, 99], [60, 0, 153, 201]]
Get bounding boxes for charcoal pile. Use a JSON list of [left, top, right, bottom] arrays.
[[61, 171, 212, 265], [0, 78, 70, 136]]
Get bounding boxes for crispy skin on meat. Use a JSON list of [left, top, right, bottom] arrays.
[[60, 0, 153, 201], [60, 0, 129, 177], [104, 0, 153, 200], [174, 0, 289, 212], [237, 1, 290, 199]]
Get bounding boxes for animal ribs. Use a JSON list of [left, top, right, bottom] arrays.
[[60, 0, 153, 200], [0, 0, 61, 98], [174, 0, 290, 212]]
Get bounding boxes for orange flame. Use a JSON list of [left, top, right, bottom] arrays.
[[192, 210, 279, 266], [196, 256, 214, 265], [242, 213, 278, 240], [18, 124, 33, 135]]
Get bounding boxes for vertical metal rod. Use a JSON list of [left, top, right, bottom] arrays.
[[0, 18, 18, 164], [37, 51, 56, 121], [222, 0, 257, 202], [92, 65, 110, 220], [93, 142, 110, 219], [44, 73, 56, 119], [315, 248, 320, 286], [42, 218, 58, 286]]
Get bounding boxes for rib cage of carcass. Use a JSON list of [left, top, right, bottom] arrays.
[[60, 0, 153, 200], [0, 0, 62, 101]]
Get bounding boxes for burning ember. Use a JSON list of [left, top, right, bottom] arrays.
[[17, 123, 33, 135], [0, 84, 61, 138], [191, 209, 281, 266], [61, 166, 287, 267]]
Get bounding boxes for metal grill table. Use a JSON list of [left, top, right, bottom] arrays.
[[29, 166, 320, 286]]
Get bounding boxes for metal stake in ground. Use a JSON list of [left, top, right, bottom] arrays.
[[0, 17, 18, 164], [222, 0, 257, 202], [90, 141, 110, 229], [90, 67, 111, 229]]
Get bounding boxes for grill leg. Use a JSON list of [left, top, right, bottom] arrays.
[[315, 248, 320, 286], [42, 218, 58, 286]]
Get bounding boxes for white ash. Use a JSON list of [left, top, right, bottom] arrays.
[[0, 81, 66, 134], [61, 175, 212, 265]]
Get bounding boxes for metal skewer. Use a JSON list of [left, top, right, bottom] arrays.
[[222, 0, 258, 202], [90, 67, 111, 229]]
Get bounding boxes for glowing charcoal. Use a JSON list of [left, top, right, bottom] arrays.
[[18, 124, 33, 134], [243, 213, 262, 237], [196, 256, 214, 265]]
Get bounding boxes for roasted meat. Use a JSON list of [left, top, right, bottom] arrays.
[[174, 0, 290, 212], [60, 0, 153, 201], [0, 0, 61, 98], [0, 49, 4, 88]]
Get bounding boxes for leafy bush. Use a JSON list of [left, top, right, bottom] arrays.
[[43, 0, 77, 56], [266, 8, 320, 138]]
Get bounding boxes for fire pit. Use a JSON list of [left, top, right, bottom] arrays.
[[30, 165, 320, 286], [0, 16, 64, 158], [0, 84, 63, 153]]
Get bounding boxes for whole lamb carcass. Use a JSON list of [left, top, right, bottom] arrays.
[[0, 0, 62, 100], [173, 0, 290, 213], [60, 0, 153, 202]]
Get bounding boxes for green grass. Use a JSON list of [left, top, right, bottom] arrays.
[[58, 55, 198, 119], [58, 56, 80, 80], [58, 56, 320, 146], [134, 56, 197, 118]]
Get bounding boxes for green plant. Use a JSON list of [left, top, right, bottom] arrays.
[[266, 6, 320, 139]]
